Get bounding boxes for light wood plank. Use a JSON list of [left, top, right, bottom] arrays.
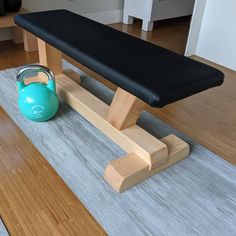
[[12, 27, 23, 44], [37, 38, 62, 76], [104, 134, 189, 192], [23, 30, 38, 52], [107, 87, 146, 130]]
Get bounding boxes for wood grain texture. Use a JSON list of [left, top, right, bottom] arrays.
[[1, 64, 236, 235], [38, 38, 63, 76], [12, 27, 23, 44], [23, 30, 38, 52], [104, 135, 189, 192], [106, 87, 146, 130], [0, 107, 106, 236]]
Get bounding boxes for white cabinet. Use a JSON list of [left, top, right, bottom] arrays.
[[123, 0, 195, 31]]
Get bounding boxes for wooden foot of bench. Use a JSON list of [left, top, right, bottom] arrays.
[[104, 135, 189, 192], [34, 39, 190, 192]]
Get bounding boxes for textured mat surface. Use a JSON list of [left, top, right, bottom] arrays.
[[0, 62, 236, 236], [0, 219, 9, 236]]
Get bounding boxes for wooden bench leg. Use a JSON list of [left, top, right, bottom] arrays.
[[12, 26, 23, 44], [37, 38, 63, 75], [106, 87, 146, 130], [104, 135, 189, 192], [25, 38, 64, 84], [23, 30, 38, 52], [107, 87, 169, 169]]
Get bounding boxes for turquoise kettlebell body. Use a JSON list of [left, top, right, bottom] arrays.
[[17, 65, 59, 122]]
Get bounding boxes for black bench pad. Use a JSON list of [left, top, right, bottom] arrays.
[[15, 10, 224, 107]]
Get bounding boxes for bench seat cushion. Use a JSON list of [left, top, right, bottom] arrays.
[[15, 10, 224, 107]]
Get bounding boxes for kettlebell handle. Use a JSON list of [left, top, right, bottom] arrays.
[[17, 65, 57, 93], [17, 64, 55, 83]]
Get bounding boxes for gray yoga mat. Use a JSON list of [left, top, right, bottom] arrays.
[[0, 219, 9, 236], [0, 61, 236, 236]]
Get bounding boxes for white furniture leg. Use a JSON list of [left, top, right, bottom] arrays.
[[123, 15, 134, 25], [142, 20, 154, 31]]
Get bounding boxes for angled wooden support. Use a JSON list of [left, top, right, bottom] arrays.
[[107, 87, 146, 130], [107, 87, 169, 170], [34, 39, 190, 192]]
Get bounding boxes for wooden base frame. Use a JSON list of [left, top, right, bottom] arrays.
[[33, 38, 190, 192]]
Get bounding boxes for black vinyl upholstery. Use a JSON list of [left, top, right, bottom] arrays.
[[0, 0, 5, 16], [15, 10, 224, 107]]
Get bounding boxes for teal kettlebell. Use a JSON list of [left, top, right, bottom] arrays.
[[17, 65, 59, 122]]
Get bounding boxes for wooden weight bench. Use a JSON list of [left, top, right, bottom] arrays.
[[15, 10, 224, 192]]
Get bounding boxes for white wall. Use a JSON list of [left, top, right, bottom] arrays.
[[185, 0, 206, 57], [0, 0, 124, 41], [185, 0, 236, 71], [0, 28, 13, 41], [22, 0, 123, 13], [22, 0, 124, 23]]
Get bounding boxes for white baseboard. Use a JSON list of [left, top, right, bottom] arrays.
[[82, 9, 123, 25]]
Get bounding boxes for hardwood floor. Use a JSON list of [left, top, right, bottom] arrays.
[[110, 17, 190, 55], [0, 40, 38, 69], [0, 107, 106, 236]]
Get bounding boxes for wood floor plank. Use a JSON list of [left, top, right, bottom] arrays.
[[0, 107, 106, 236]]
